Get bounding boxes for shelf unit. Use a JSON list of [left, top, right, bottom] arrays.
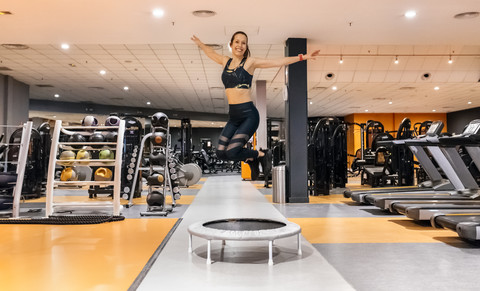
[[128, 122, 175, 216], [0, 122, 33, 218], [45, 120, 125, 216]]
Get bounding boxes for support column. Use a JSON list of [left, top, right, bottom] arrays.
[[255, 80, 267, 150], [0, 74, 29, 126], [285, 38, 308, 203]]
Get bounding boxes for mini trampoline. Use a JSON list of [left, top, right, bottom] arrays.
[[188, 218, 302, 265]]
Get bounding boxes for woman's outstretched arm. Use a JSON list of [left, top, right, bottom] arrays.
[[252, 50, 320, 69], [191, 35, 228, 65]]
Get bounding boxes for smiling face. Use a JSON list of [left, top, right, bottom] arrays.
[[230, 32, 248, 58]]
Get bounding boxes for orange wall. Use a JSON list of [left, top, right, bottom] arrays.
[[345, 113, 447, 167]]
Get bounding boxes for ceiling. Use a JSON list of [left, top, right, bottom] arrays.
[[1, 0, 480, 123]]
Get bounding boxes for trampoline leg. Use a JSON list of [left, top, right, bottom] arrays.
[[188, 234, 192, 253], [268, 240, 273, 266], [206, 240, 212, 264], [297, 234, 302, 256]]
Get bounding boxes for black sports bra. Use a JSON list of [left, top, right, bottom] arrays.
[[221, 57, 253, 89]]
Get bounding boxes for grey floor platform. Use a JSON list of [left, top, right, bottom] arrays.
[[137, 175, 355, 291]]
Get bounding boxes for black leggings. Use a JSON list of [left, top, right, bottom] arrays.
[[216, 102, 259, 162]]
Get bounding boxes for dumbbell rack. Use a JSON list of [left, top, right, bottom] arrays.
[[128, 124, 175, 216], [0, 122, 33, 218], [45, 120, 125, 216]]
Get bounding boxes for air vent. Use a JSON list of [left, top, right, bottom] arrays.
[[325, 73, 335, 80], [192, 10, 216, 17], [2, 44, 29, 50], [206, 44, 223, 50], [348, 106, 361, 109], [399, 87, 416, 90], [36, 84, 54, 87], [312, 86, 328, 91], [442, 106, 454, 109], [454, 12, 479, 19], [0, 66, 13, 71], [212, 97, 224, 100], [373, 97, 386, 100], [88, 86, 105, 90]]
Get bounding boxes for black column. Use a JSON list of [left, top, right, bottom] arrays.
[[285, 38, 309, 203]]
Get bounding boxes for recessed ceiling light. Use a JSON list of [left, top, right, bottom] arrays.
[[389, 101, 393, 104], [61, 43, 70, 50], [454, 12, 479, 19], [123, 86, 129, 91], [100, 70, 106, 75], [434, 86, 440, 90], [405, 11, 417, 18], [146, 101, 151, 105], [365, 109, 369, 112], [192, 10, 216, 17], [332, 86, 337, 90], [432, 109, 436, 112], [54, 94, 60, 98], [152, 9, 165, 18], [394, 56, 399, 64], [309, 101, 313, 105], [448, 55, 453, 64], [468, 101, 472, 104]]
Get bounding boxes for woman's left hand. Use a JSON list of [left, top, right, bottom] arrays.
[[305, 50, 321, 60]]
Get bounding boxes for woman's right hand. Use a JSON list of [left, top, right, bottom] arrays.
[[191, 35, 203, 46]]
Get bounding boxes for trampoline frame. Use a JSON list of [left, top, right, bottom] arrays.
[[188, 218, 302, 265]]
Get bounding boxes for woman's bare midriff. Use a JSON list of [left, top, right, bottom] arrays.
[[225, 88, 252, 104]]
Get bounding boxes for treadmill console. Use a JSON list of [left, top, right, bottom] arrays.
[[463, 120, 480, 135], [425, 121, 444, 136]]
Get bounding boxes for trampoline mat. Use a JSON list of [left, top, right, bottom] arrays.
[[203, 218, 286, 231]]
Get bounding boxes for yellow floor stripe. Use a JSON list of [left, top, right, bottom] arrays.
[[265, 194, 351, 204], [0, 218, 178, 291], [289, 217, 460, 244]]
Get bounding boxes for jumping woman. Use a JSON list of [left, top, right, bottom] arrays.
[[191, 32, 319, 181]]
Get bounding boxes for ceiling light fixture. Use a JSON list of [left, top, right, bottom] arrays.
[[339, 55, 343, 64], [365, 109, 369, 112], [448, 55, 453, 64], [389, 101, 393, 104], [332, 86, 337, 91], [146, 101, 151, 105], [61, 43, 70, 50], [123, 86, 129, 91], [1, 44, 29, 50], [468, 101, 472, 104], [454, 11, 479, 19], [0, 11, 12, 15], [54, 94, 60, 98], [405, 10, 416, 18], [192, 10, 216, 17], [432, 109, 436, 112], [152, 8, 165, 18], [100, 70, 106, 75], [394, 56, 399, 64], [434, 86, 440, 90], [309, 101, 313, 105]]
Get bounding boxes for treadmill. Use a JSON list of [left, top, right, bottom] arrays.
[[349, 121, 452, 204], [431, 213, 480, 242], [364, 120, 480, 210]]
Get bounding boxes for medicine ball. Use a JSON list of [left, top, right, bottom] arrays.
[[59, 150, 76, 166], [60, 167, 78, 181], [89, 132, 105, 148], [82, 116, 98, 126], [147, 173, 164, 186], [146, 191, 165, 207], [151, 112, 169, 128], [149, 151, 166, 165], [76, 150, 91, 165], [99, 149, 114, 161], [105, 116, 121, 127], [74, 166, 91, 181], [68, 133, 86, 149], [94, 167, 113, 181], [105, 131, 117, 142], [151, 131, 166, 146]]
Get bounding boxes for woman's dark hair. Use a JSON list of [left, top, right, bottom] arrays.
[[230, 31, 250, 58]]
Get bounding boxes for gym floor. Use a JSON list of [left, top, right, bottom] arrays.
[[1, 173, 479, 291]]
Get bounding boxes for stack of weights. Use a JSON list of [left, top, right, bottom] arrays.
[[167, 154, 181, 200]]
